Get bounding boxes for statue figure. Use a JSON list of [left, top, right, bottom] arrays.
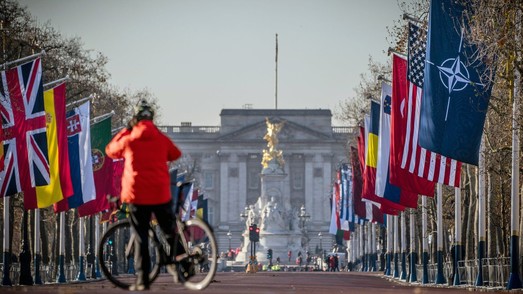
[[246, 205, 257, 228], [261, 196, 286, 231], [263, 118, 284, 148], [261, 117, 285, 170]]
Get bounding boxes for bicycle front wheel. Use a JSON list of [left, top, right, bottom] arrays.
[[178, 218, 218, 290], [98, 219, 161, 289]]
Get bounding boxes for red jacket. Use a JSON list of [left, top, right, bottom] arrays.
[[105, 120, 182, 205]]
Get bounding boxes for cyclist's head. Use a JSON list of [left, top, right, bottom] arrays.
[[134, 99, 154, 121]]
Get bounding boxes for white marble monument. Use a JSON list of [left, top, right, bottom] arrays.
[[237, 118, 306, 264]]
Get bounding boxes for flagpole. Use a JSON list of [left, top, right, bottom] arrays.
[[453, 187, 462, 285], [367, 223, 371, 271], [421, 196, 429, 284], [360, 225, 364, 270], [369, 220, 374, 272], [393, 215, 399, 278], [507, 49, 522, 290], [56, 211, 66, 283], [409, 209, 417, 282], [76, 216, 86, 281], [43, 75, 70, 89], [34, 209, 42, 284], [360, 224, 365, 271], [371, 222, 377, 271], [275, 33, 278, 110], [66, 94, 95, 108], [476, 140, 486, 286], [400, 212, 407, 280], [1, 197, 12, 286], [435, 184, 446, 284], [365, 223, 370, 271], [94, 214, 101, 278], [385, 214, 392, 276], [91, 110, 115, 124], [402, 13, 424, 25], [1, 50, 45, 69], [387, 48, 407, 58]]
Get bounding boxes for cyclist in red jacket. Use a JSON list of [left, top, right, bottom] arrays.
[[106, 100, 181, 291]]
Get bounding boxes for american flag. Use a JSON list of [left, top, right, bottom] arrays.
[[402, 23, 462, 187], [0, 58, 50, 208]]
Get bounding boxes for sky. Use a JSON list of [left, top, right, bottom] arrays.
[[18, 0, 405, 126]]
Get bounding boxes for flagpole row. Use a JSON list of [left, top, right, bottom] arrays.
[[43, 75, 70, 89], [66, 94, 96, 108], [1, 50, 46, 70], [91, 110, 115, 124]]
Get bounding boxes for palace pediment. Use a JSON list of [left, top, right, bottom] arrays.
[[217, 117, 334, 142]]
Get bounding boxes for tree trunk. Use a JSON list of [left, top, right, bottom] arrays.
[[466, 165, 478, 260], [487, 171, 496, 258], [53, 212, 59, 279], [11, 196, 22, 260], [39, 208, 50, 264]]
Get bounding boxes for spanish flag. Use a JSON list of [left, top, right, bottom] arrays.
[[35, 83, 73, 207]]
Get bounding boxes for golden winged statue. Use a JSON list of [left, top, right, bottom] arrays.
[[261, 117, 285, 169]]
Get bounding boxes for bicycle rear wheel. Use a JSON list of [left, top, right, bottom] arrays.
[[98, 219, 161, 289], [177, 218, 218, 290]]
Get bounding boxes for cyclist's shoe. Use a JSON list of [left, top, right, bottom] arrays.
[[178, 259, 196, 282]]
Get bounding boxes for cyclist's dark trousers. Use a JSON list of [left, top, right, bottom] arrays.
[[129, 201, 176, 287]]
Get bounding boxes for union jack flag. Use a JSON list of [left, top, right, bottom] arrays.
[[0, 58, 50, 209]]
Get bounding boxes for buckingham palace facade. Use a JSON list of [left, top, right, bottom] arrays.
[[160, 109, 354, 254]]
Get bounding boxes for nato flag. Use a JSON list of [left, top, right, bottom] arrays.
[[419, 0, 493, 166]]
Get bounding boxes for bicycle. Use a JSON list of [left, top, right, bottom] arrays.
[[98, 182, 218, 291]]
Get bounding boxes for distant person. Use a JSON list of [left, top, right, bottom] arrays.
[[329, 256, 336, 272], [333, 255, 339, 271]]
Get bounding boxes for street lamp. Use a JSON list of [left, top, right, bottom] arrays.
[[298, 205, 311, 249], [299, 205, 310, 227]]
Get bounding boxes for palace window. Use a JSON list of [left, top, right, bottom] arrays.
[[203, 171, 214, 189], [292, 172, 304, 190]]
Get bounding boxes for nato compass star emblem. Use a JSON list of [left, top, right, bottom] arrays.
[[426, 28, 484, 121]]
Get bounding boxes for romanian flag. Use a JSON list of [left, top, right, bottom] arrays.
[[34, 83, 73, 208], [361, 102, 380, 204], [362, 104, 405, 215]]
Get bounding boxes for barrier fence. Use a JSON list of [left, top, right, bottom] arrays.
[[387, 257, 512, 289], [0, 257, 517, 288], [0, 262, 100, 285]]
